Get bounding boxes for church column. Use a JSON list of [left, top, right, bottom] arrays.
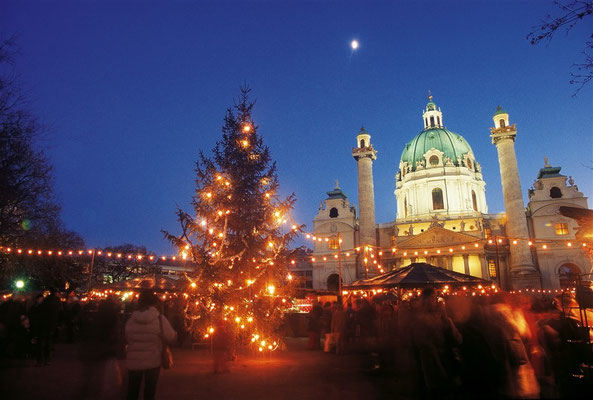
[[491, 107, 539, 289], [479, 255, 488, 280], [463, 254, 470, 275], [352, 127, 377, 250], [446, 256, 453, 271]]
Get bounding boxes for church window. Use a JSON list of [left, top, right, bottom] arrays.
[[429, 155, 439, 166], [484, 228, 492, 238], [472, 190, 478, 211], [328, 237, 340, 250], [437, 116, 441, 126], [488, 259, 497, 278], [432, 188, 444, 210], [329, 207, 339, 218], [360, 139, 365, 148], [555, 223, 569, 236], [467, 159, 472, 169], [499, 119, 506, 128], [550, 187, 562, 198], [425, 118, 428, 127], [430, 116, 435, 127]]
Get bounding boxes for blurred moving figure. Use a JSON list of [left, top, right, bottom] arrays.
[[412, 287, 462, 398], [488, 294, 539, 399]]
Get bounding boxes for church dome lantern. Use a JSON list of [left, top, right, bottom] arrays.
[[422, 93, 443, 129]]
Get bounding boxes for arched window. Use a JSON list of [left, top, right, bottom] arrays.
[[437, 116, 441, 126], [327, 274, 341, 292], [472, 190, 478, 211], [432, 188, 444, 210], [550, 187, 562, 198], [430, 116, 435, 127], [466, 158, 472, 169], [360, 139, 365, 148], [429, 155, 439, 166], [499, 119, 506, 128], [558, 264, 580, 289], [425, 118, 428, 127], [329, 207, 339, 218]]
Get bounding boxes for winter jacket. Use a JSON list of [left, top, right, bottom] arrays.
[[125, 307, 177, 370]]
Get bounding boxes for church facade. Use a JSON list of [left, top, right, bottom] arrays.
[[311, 97, 591, 291]]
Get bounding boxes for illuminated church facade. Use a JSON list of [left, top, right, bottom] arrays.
[[312, 97, 591, 291]]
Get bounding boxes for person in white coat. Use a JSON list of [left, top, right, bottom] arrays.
[[125, 290, 177, 400]]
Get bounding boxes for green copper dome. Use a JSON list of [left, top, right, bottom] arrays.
[[400, 127, 474, 171], [493, 106, 507, 116]]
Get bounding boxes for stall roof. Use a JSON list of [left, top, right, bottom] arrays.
[[344, 262, 489, 290], [94, 274, 187, 292]]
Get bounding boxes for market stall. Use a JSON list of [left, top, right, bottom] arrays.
[[343, 262, 491, 300]]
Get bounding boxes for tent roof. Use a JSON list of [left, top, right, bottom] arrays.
[[345, 262, 489, 289], [95, 274, 185, 292]]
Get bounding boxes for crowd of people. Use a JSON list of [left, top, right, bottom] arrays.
[[0, 289, 182, 399], [307, 288, 593, 398], [2, 286, 593, 399]]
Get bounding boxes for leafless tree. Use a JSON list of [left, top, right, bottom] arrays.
[[0, 36, 60, 244], [528, 1, 593, 96]]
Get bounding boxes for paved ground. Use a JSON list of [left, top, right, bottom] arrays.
[[0, 338, 404, 400]]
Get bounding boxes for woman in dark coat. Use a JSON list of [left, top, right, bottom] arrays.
[[307, 300, 323, 350]]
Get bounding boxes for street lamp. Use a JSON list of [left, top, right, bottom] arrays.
[[15, 280, 24, 289]]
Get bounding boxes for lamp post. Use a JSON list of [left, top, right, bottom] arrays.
[[337, 233, 343, 296], [88, 249, 96, 293]]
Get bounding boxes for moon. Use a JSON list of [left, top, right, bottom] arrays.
[[351, 40, 359, 50]]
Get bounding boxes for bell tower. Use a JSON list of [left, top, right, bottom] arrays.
[[352, 127, 377, 249], [490, 107, 540, 289]]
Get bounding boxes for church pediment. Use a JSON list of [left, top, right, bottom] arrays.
[[396, 225, 478, 248]]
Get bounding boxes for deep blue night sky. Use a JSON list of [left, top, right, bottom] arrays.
[[2, 1, 592, 254]]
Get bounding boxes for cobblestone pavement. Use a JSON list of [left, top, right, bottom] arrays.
[[0, 338, 403, 400]]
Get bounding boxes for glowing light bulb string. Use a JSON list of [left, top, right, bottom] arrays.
[[0, 226, 587, 266]]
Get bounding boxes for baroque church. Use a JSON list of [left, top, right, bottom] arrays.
[[311, 96, 591, 291]]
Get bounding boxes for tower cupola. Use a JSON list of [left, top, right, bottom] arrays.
[[493, 106, 510, 129], [422, 93, 443, 129], [356, 126, 371, 148]]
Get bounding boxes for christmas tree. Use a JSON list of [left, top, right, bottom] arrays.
[[164, 87, 302, 351]]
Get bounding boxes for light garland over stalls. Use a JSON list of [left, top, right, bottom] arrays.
[[341, 284, 577, 300], [299, 231, 590, 275], [0, 234, 588, 268]]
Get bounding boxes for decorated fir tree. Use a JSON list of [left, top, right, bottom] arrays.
[[164, 87, 302, 351]]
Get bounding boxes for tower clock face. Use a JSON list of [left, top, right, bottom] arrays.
[[330, 224, 337, 232]]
